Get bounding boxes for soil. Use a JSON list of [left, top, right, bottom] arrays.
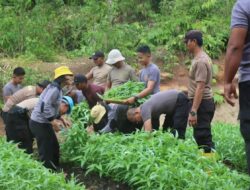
[[62, 163, 131, 190]]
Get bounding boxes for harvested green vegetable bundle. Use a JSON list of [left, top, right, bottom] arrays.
[[103, 81, 145, 100], [70, 101, 91, 127], [103, 81, 149, 105]]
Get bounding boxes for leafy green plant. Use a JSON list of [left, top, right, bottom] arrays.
[[186, 122, 246, 172], [0, 0, 235, 63], [213, 123, 246, 172], [213, 91, 224, 105], [70, 101, 91, 127], [61, 123, 250, 190], [103, 81, 149, 105], [0, 137, 84, 190]]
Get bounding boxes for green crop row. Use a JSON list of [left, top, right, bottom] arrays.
[[61, 123, 250, 190], [213, 123, 246, 172], [0, 137, 84, 190], [186, 122, 246, 172]]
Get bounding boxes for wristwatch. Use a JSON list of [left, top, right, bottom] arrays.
[[190, 111, 197, 116]]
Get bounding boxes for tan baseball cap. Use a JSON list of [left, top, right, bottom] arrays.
[[90, 104, 106, 124]]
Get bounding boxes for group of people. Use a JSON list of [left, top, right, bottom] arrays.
[[1, 66, 75, 170], [2, 29, 216, 172], [88, 31, 215, 158], [1, 0, 250, 176], [0, 44, 163, 171]]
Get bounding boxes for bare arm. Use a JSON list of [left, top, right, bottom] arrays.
[[224, 28, 247, 106], [137, 80, 155, 98], [188, 82, 205, 126], [225, 28, 247, 83], [106, 80, 112, 90], [86, 69, 93, 80], [143, 119, 152, 132], [191, 82, 205, 112]]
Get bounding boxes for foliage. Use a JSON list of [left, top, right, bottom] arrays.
[[0, 137, 84, 190], [70, 101, 91, 127], [61, 123, 250, 190], [103, 81, 149, 104], [0, 0, 235, 62], [213, 91, 224, 105], [186, 122, 246, 173], [213, 123, 246, 172]]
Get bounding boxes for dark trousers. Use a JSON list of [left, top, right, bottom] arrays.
[[29, 119, 59, 171], [5, 107, 33, 154], [151, 93, 189, 138], [189, 98, 215, 153], [163, 92, 189, 139], [239, 81, 250, 175]]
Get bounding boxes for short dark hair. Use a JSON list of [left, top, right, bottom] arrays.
[[184, 30, 203, 47], [74, 74, 87, 84], [136, 45, 151, 54], [13, 67, 25, 76]]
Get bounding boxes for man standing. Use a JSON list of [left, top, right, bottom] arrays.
[[127, 90, 189, 139], [3, 67, 25, 103], [184, 30, 215, 153], [74, 74, 104, 108], [106, 49, 138, 88], [224, 0, 250, 174], [125, 45, 160, 104], [86, 51, 112, 88]]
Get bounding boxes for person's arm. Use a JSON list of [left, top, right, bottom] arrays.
[[188, 61, 207, 127], [224, 2, 249, 106], [106, 72, 112, 90], [188, 82, 205, 126], [125, 81, 155, 104], [86, 68, 94, 80], [224, 28, 247, 106], [126, 67, 159, 104], [143, 119, 152, 132]]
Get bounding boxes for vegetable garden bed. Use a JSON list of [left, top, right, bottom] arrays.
[[61, 123, 250, 190], [0, 138, 84, 190]]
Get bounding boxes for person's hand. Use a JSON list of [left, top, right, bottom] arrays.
[[124, 97, 136, 104], [86, 126, 95, 135], [60, 117, 71, 128], [51, 119, 63, 132], [224, 83, 238, 106], [188, 114, 197, 127]]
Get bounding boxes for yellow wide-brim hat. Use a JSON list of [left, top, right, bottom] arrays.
[[54, 66, 73, 79], [90, 104, 106, 124]]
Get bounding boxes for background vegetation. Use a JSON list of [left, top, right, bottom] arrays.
[[0, 0, 235, 62]]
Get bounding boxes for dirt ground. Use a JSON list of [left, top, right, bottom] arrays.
[[62, 163, 130, 190]]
